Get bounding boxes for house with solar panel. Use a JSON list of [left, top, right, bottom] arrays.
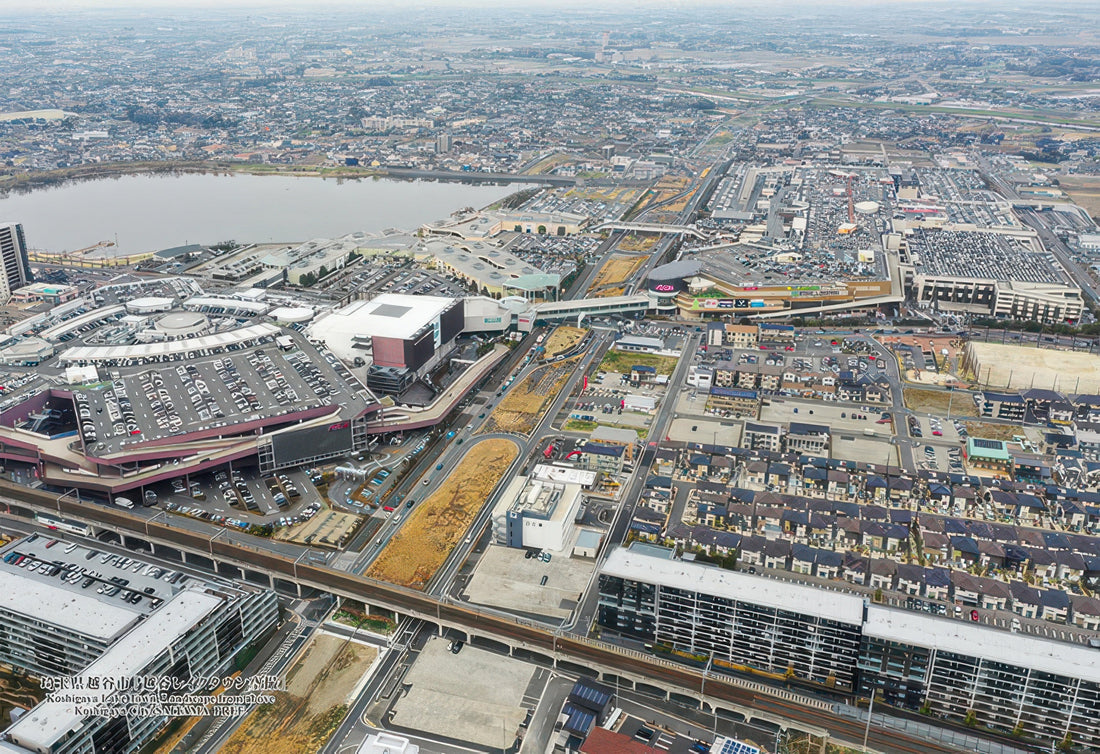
[[559, 678, 616, 743]]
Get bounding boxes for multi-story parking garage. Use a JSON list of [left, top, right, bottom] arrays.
[[893, 227, 1084, 324], [0, 533, 278, 754]]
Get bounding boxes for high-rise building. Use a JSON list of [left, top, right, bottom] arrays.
[[0, 222, 33, 303]]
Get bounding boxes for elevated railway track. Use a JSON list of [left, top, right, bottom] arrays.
[[0, 479, 991, 753]]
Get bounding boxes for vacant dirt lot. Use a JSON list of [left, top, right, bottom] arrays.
[[1059, 175, 1100, 220], [482, 358, 578, 435], [221, 634, 376, 754], [903, 388, 978, 417], [588, 255, 644, 294], [542, 326, 587, 359], [366, 439, 519, 589], [962, 421, 1025, 443], [965, 341, 1100, 393]]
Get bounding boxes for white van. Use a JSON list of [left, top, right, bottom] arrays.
[[114, 497, 135, 509]]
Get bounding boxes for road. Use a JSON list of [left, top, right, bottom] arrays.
[[569, 329, 702, 636], [0, 481, 963, 753]]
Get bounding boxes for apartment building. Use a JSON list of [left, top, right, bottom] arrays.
[[0, 535, 279, 754], [0, 222, 33, 304], [598, 545, 1100, 751], [598, 545, 864, 691]]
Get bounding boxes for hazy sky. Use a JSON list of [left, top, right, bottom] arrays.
[[0, 0, 1067, 7], [0, 0, 1093, 15]]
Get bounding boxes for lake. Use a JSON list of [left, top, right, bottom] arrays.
[[0, 172, 525, 256]]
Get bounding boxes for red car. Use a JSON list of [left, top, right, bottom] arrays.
[[970, 609, 980, 622]]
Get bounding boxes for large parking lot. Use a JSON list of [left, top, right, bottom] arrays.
[[74, 334, 369, 454], [463, 542, 593, 621], [156, 466, 320, 523], [759, 397, 886, 433], [389, 636, 535, 748], [1, 533, 190, 615]]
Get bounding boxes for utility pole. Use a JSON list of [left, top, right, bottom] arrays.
[[862, 686, 876, 753]]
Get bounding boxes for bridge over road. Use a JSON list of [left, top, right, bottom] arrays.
[[1, 483, 960, 754], [592, 221, 708, 239]]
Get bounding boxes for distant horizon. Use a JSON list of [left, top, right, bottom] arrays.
[[2, 0, 1099, 9]]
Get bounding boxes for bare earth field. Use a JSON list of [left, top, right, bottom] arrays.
[[966, 341, 1100, 393], [1058, 176, 1100, 219], [482, 358, 578, 435], [903, 388, 978, 417], [222, 633, 376, 754], [366, 438, 519, 589], [542, 326, 587, 359], [963, 421, 1026, 443], [588, 255, 644, 294]]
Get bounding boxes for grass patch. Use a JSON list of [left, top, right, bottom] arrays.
[[962, 421, 1025, 443], [903, 388, 978, 417], [564, 419, 599, 433], [618, 233, 659, 252], [366, 439, 518, 589], [598, 349, 679, 376]]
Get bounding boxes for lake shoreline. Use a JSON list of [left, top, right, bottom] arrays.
[[0, 161, 393, 197], [0, 160, 551, 198], [0, 169, 528, 256]]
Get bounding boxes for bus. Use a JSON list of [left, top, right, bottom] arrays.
[[34, 512, 95, 538]]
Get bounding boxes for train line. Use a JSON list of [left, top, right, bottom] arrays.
[[1, 480, 988, 753]]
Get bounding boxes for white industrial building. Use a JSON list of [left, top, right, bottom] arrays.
[[492, 464, 593, 551]]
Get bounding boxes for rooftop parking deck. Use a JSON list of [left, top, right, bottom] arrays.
[[71, 331, 374, 455], [905, 228, 1068, 284]]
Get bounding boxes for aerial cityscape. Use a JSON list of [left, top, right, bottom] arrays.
[[1, 2, 1100, 754]]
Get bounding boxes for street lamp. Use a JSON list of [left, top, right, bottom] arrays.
[[862, 680, 882, 753]]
